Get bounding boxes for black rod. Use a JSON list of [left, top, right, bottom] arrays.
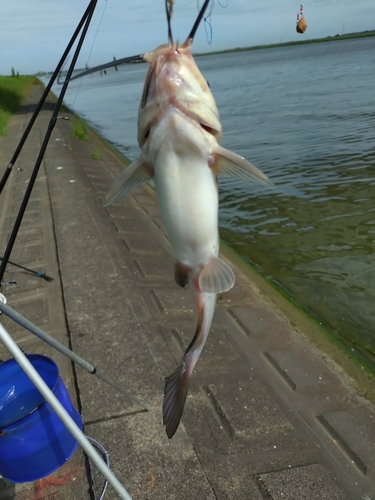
[[0, 257, 53, 282], [0, 0, 98, 284], [188, 0, 211, 40], [62, 54, 144, 83], [0, 0, 96, 196], [63, 0, 212, 84]]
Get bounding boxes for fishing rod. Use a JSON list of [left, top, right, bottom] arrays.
[[0, 0, 99, 285], [0, 257, 53, 282], [0, 301, 150, 411], [0, 0, 98, 197], [60, 0, 212, 83], [59, 54, 145, 83], [189, 0, 211, 39]]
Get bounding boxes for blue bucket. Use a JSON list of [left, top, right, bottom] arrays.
[[0, 354, 83, 483]]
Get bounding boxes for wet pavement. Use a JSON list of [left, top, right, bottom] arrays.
[[0, 85, 374, 499]]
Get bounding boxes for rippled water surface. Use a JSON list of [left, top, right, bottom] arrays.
[[53, 37, 375, 360]]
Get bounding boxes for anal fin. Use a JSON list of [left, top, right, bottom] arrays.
[[103, 157, 152, 206], [199, 256, 235, 293]]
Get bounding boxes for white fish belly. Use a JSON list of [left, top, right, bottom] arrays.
[[154, 150, 219, 265]]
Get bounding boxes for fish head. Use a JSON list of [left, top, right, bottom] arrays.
[[138, 18, 222, 147]]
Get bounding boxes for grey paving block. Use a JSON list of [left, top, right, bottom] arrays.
[[13, 188, 42, 201], [10, 200, 42, 215], [149, 287, 193, 316], [132, 193, 158, 207], [163, 324, 241, 367], [122, 234, 164, 255], [319, 406, 375, 477], [265, 348, 336, 390], [0, 450, 90, 500], [7, 296, 49, 327], [112, 218, 149, 235], [85, 411, 216, 500], [204, 378, 295, 443], [3, 226, 44, 245], [3, 212, 42, 229], [256, 463, 348, 500], [134, 257, 174, 282], [229, 304, 289, 337], [14, 244, 44, 264], [103, 203, 133, 219]]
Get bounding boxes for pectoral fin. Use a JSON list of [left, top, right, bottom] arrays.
[[214, 145, 273, 187], [103, 157, 151, 206], [199, 256, 235, 293]]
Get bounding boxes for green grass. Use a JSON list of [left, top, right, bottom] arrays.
[[91, 148, 102, 160], [72, 119, 89, 141], [0, 76, 36, 135]]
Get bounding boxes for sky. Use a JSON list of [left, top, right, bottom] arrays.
[[1, 0, 375, 75]]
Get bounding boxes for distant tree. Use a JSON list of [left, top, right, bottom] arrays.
[[16, 71, 19, 77], [11, 66, 16, 77]]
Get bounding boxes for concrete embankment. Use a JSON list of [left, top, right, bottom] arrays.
[[1, 84, 374, 499]]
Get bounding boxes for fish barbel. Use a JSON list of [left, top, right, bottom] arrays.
[[104, 0, 272, 438]]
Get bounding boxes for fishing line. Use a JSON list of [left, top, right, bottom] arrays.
[[0, 0, 97, 197], [302, 33, 314, 44], [5, 0, 110, 289], [197, 0, 229, 45], [83, 0, 108, 75], [0, 0, 99, 288]]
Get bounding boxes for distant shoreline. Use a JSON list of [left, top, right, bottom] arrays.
[[38, 29, 375, 77], [195, 30, 375, 57]]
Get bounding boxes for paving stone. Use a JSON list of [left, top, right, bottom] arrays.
[[112, 218, 149, 235], [229, 304, 289, 337], [122, 234, 164, 255], [7, 297, 49, 327], [10, 200, 42, 215], [162, 324, 241, 366], [0, 450, 89, 500], [11, 244, 44, 265], [3, 227, 44, 245], [3, 212, 43, 230], [265, 348, 336, 390], [13, 188, 42, 201], [103, 203, 133, 219], [132, 193, 158, 207], [256, 463, 348, 500], [149, 287, 192, 316], [134, 257, 173, 282], [204, 379, 294, 442], [319, 406, 375, 477], [85, 412, 216, 500]]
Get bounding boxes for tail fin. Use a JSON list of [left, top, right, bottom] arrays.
[[163, 362, 190, 439]]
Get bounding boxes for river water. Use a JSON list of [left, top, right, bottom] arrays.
[[50, 37, 375, 364]]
